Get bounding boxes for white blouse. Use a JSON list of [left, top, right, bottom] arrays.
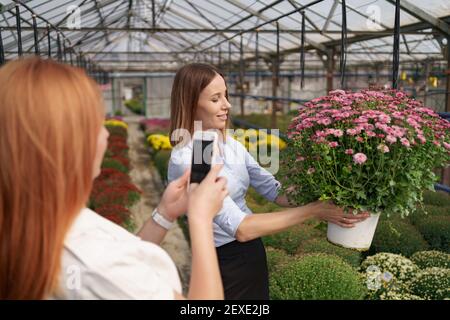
[[50, 208, 181, 300], [168, 136, 281, 247]]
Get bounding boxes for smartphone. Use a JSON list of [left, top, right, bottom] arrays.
[[189, 131, 219, 184]]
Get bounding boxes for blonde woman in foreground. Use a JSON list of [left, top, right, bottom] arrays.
[[0, 57, 227, 300]]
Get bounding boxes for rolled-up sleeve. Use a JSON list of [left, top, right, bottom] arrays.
[[243, 145, 281, 202], [213, 197, 247, 237]]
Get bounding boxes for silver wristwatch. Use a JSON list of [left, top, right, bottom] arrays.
[[151, 207, 174, 230]]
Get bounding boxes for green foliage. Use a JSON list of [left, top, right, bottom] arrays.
[[410, 250, 450, 269], [234, 113, 292, 133], [422, 190, 450, 207], [409, 204, 450, 225], [270, 254, 366, 300], [245, 188, 282, 213], [378, 291, 424, 300], [126, 191, 141, 208], [101, 158, 129, 174], [360, 253, 419, 300], [266, 247, 291, 274], [124, 98, 144, 114], [262, 224, 324, 255], [360, 253, 419, 282], [298, 238, 362, 268], [90, 186, 141, 209], [409, 267, 450, 300], [105, 125, 128, 138], [122, 217, 137, 233], [370, 220, 429, 257], [152, 149, 171, 183], [415, 216, 450, 252]]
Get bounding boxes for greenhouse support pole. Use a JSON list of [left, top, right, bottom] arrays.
[[111, 77, 116, 115], [255, 30, 259, 86], [300, 11, 305, 90], [63, 41, 67, 63], [288, 76, 292, 113], [47, 25, 51, 58], [143, 77, 148, 118], [0, 28, 4, 65], [423, 60, 430, 106], [69, 49, 73, 66], [340, 0, 347, 89], [228, 41, 232, 78], [239, 34, 245, 116], [152, 0, 156, 28], [392, 0, 400, 89], [16, 4, 22, 56], [443, 37, 450, 187], [271, 56, 278, 129], [57, 33, 62, 61], [446, 38, 450, 113], [32, 14, 39, 56]]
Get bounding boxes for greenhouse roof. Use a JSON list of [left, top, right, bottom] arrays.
[[0, 0, 449, 72]]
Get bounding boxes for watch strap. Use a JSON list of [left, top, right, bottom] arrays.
[[151, 208, 174, 230]]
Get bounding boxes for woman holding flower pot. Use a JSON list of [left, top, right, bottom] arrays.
[[0, 58, 229, 300], [167, 63, 370, 300]]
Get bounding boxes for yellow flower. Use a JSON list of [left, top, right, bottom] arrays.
[[231, 129, 286, 151], [104, 119, 128, 130], [147, 134, 172, 151], [267, 134, 287, 150]]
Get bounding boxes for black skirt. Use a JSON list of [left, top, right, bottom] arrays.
[[216, 238, 269, 300]]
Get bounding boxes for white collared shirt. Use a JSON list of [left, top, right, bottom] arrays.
[[50, 208, 181, 300], [168, 136, 281, 247]]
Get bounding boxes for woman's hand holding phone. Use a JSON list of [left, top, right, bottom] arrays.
[[157, 128, 225, 223], [189, 131, 219, 185], [188, 164, 228, 222], [157, 169, 191, 221]]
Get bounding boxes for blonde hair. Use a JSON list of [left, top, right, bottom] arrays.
[[169, 63, 230, 146], [0, 57, 105, 299]]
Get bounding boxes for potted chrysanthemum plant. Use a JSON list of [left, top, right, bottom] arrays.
[[280, 89, 450, 250]]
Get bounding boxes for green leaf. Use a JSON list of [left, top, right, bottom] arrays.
[[356, 191, 367, 200], [319, 194, 331, 201]]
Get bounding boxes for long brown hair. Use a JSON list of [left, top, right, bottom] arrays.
[[169, 63, 230, 146], [0, 57, 105, 299]]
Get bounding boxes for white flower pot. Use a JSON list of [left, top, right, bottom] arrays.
[[327, 214, 380, 251]]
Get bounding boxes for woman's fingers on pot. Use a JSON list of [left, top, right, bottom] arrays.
[[342, 212, 370, 219], [338, 222, 355, 228]]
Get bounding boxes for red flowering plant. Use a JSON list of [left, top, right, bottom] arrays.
[[108, 154, 130, 168], [90, 184, 142, 209], [95, 204, 132, 225], [95, 168, 131, 183], [106, 140, 129, 157], [101, 158, 129, 174], [89, 166, 140, 230], [140, 118, 171, 135], [92, 170, 131, 196], [103, 130, 131, 174], [280, 89, 450, 218], [89, 122, 140, 229], [105, 125, 128, 138], [107, 135, 127, 145]]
